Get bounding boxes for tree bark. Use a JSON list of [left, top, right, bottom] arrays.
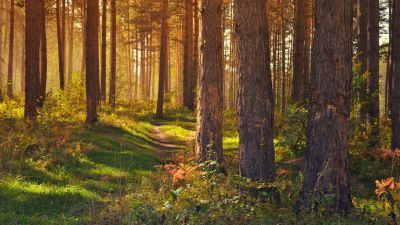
[[68, 0, 75, 84], [196, 0, 224, 163], [24, 0, 40, 121], [191, 0, 199, 110], [358, 0, 368, 121], [183, 0, 194, 110], [85, 0, 99, 124], [101, 0, 107, 103], [391, 0, 400, 149], [81, 0, 86, 75], [235, 0, 275, 181], [156, 0, 169, 118], [0, 0, 3, 102], [7, 0, 14, 98], [292, 0, 305, 103], [280, 0, 286, 113], [38, 0, 47, 107], [57, 0, 65, 89], [367, 0, 380, 147], [109, 0, 116, 107], [297, 0, 352, 214]]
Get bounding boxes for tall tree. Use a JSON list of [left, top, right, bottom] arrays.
[[280, 0, 286, 113], [85, 0, 99, 124], [235, 0, 275, 181], [183, 0, 194, 110], [38, 0, 47, 107], [101, 0, 107, 103], [109, 0, 116, 107], [297, 0, 352, 213], [25, 0, 40, 121], [358, 0, 368, 121], [68, 0, 75, 83], [156, 0, 169, 118], [391, 0, 400, 149], [292, 0, 305, 103], [0, 0, 3, 102], [56, 0, 65, 89], [81, 0, 86, 75], [196, 0, 223, 163], [367, 0, 380, 147], [191, 0, 199, 110], [7, 0, 14, 98]]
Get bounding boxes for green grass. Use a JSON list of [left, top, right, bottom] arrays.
[[0, 98, 195, 224], [0, 96, 399, 224]]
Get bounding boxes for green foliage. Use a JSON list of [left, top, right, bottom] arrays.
[[276, 105, 308, 160]]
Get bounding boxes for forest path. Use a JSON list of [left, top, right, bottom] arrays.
[[150, 123, 185, 159]]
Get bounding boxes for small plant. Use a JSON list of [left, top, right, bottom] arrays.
[[375, 177, 400, 225]]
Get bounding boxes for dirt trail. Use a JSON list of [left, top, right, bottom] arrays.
[[151, 125, 181, 158]]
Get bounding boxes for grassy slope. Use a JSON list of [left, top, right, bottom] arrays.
[[0, 100, 195, 224]]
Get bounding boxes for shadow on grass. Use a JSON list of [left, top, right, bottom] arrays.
[[0, 122, 169, 224]]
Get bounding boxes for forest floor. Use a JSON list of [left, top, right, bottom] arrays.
[[0, 97, 399, 224]]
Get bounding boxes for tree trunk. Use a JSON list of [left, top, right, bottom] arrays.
[[7, 0, 14, 98], [367, 0, 380, 147], [156, 0, 169, 118], [81, 0, 86, 75], [68, 0, 75, 84], [183, 0, 194, 110], [292, 0, 305, 103], [302, 0, 312, 100], [109, 0, 116, 107], [24, 0, 40, 121], [191, 0, 199, 110], [57, 0, 65, 89], [0, 0, 3, 102], [38, 0, 47, 107], [101, 0, 107, 103], [358, 0, 368, 121], [235, 0, 275, 181], [391, 0, 400, 149], [297, 0, 352, 213], [126, 0, 132, 102], [280, 0, 286, 113], [85, 0, 99, 124], [196, 0, 224, 163]]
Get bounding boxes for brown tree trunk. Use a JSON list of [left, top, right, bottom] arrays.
[[391, 0, 400, 149], [183, 0, 194, 110], [24, 0, 40, 121], [85, 0, 99, 124], [57, 0, 65, 89], [0, 0, 3, 102], [38, 0, 47, 107], [109, 0, 116, 107], [196, 0, 224, 163], [126, 0, 132, 102], [235, 0, 275, 181], [367, 0, 380, 147], [302, 0, 312, 100], [387, 0, 393, 118], [81, 0, 86, 75], [280, 0, 286, 113], [156, 0, 169, 118], [7, 0, 14, 98], [297, 0, 352, 213], [68, 0, 75, 84], [191, 0, 199, 110], [140, 32, 146, 99], [101, 0, 107, 103], [358, 0, 368, 121], [292, 0, 305, 103]]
